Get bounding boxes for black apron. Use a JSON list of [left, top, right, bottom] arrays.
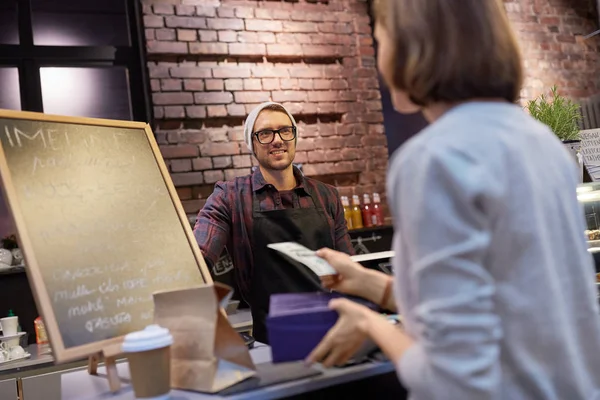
[[249, 185, 334, 344]]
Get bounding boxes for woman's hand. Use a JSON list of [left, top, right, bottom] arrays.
[[305, 298, 376, 367]]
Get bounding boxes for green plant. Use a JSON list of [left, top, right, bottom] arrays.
[[526, 86, 582, 141]]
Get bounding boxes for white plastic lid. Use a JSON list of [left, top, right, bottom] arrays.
[[122, 325, 173, 353]]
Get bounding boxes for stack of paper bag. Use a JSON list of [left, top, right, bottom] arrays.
[[266, 292, 377, 363], [153, 283, 256, 393]]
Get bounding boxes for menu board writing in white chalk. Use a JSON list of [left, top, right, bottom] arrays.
[[0, 110, 211, 363], [580, 128, 600, 181]]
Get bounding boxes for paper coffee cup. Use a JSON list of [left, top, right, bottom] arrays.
[[122, 325, 173, 400], [0, 317, 18, 336]]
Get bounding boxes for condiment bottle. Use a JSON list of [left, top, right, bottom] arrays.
[[372, 192, 384, 226], [341, 196, 354, 230], [351, 195, 363, 229], [362, 194, 374, 228]]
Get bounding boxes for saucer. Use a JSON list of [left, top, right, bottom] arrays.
[[0, 351, 31, 365], [0, 332, 25, 341]]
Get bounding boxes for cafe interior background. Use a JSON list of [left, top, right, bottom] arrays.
[[0, 0, 599, 382]]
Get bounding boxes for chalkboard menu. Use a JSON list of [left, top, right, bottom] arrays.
[[0, 110, 211, 362]]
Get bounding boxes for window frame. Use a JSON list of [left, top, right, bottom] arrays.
[[0, 0, 152, 123]]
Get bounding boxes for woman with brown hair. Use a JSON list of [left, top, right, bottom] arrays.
[[307, 0, 600, 398]]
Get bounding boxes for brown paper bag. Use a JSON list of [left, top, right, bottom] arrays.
[[153, 283, 256, 393]]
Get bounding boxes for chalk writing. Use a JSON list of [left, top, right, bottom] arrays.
[[54, 285, 97, 303], [85, 312, 132, 333], [68, 297, 104, 319]]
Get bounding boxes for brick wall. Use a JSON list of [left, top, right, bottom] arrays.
[[142, 0, 387, 221], [504, 0, 600, 100]]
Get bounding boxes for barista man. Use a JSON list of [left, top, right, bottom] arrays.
[[193, 102, 354, 343]]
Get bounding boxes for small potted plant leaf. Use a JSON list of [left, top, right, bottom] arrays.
[[526, 86, 583, 177]]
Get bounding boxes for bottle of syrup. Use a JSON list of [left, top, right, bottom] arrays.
[[362, 193, 374, 228], [341, 196, 353, 230], [372, 192, 384, 226], [351, 195, 363, 229]]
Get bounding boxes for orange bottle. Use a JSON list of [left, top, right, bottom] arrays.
[[341, 196, 353, 230], [351, 195, 363, 229]]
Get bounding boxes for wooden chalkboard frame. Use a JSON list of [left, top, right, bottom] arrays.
[[0, 109, 213, 363]]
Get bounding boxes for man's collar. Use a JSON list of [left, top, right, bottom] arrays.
[[252, 165, 305, 192]]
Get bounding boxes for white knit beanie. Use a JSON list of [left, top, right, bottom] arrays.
[[244, 102, 297, 153]]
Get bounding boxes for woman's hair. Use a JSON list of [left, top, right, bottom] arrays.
[[373, 0, 523, 106]]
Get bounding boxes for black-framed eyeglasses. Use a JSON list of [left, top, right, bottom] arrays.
[[253, 126, 297, 144]]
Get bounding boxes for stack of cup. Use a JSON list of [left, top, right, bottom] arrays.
[[122, 325, 173, 400], [0, 315, 18, 336]]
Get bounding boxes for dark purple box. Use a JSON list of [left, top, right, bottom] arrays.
[[266, 292, 376, 363]]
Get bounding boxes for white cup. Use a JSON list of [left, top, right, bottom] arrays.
[[9, 345, 24, 360], [0, 317, 18, 336], [122, 325, 173, 400]]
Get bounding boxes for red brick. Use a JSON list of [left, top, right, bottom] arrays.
[[182, 130, 207, 144], [229, 43, 266, 56], [185, 106, 207, 118], [362, 112, 384, 123], [189, 42, 228, 55], [225, 79, 243, 91], [207, 105, 228, 117], [238, 31, 259, 43], [262, 78, 280, 90], [224, 169, 251, 181], [246, 19, 283, 32], [208, 128, 228, 142], [227, 104, 246, 117], [192, 157, 212, 171], [272, 9, 291, 19], [251, 66, 289, 78], [147, 41, 188, 54], [207, 18, 244, 30], [296, 138, 315, 151], [153, 4, 174, 15], [298, 79, 312, 90], [196, 6, 216, 17], [218, 30, 237, 42], [209, 157, 230, 171], [164, 106, 185, 119], [235, 7, 254, 19], [294, 151, 308, 164], [154, 107, 164, 119], [171, 159, 192, 172], [172, 172, 204, 187], [199, 30, 217, 41], [257, 32, 276, 44], [234, 91, 271, 103], [176, 187, 193, 200], [194, 92, 233, 104], [150, 78, 160, 92], [283, 22, 318, 33], [255, 9, 273, 19], [303, 45, 343, 58], [217, 7, 235, 18], [155, 28, 176, 40], [144, 15, 164, 28], [272, 91, 308, 102], [166, 131, 180, 143], [183, 79, 204, 91], [365, 100, 382, 111], [267, 44, 302, 57], [317, 102, 336, 114], [200, 142, 239, 156], [213, 66, 251, 78], [203, 79, 223, 91], [160, 144, 199, 159], [171, 66, 212, 78], [175, 5, 195, 16], [275, 33, 297, 44], [165, 16, 206, 29], [153, 92, 193, 105], [318, 123, 336, 137], [308, 150, 333, 163], [182, 199, 204, 214], [144, 28, 154, 40], [289, 67, 322, 78], [280, 78, 299, 90], [232, 155, 252, 168], [308, 91, 339, 102], [229, 126, 245, 142], [282, 101, 317, 114], [244, 79, 262, 90], [177, 29, 196, 41]]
